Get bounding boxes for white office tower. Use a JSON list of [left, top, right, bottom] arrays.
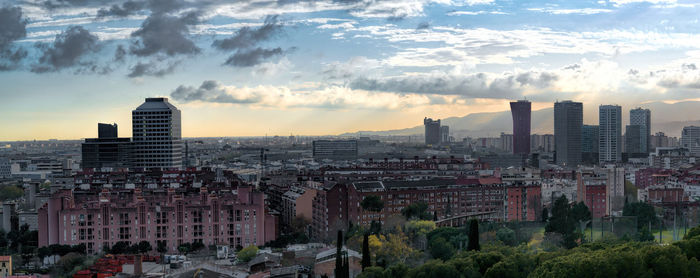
[[681, 126, 700, 156], [132, 97, 183, 169], [599, 105, 622, 164]]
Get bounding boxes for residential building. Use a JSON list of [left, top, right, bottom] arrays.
[[599, 105, 622, 164], [314, 247, 362, 278], [281, 186, 317, 229], [440, 125, 450, 144], [554, 101, 583, 167], [681, 126, 700, 156], [131, 97, 183, 169], [510, 100, 531, 155], [500, 133, 513, 153], [0, 256, 11, 277], [312, 140, 358, 160], [505, 185, 541, 221], [424, 118, 441, 145], [38, 185, 277, 254]]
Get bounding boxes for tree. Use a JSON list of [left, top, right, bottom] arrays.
[[407, 260, 460, 278], [361, 196, 384, 213], [135, 241, 151, 254], [623, 201, 658, 231], [401, 202, 432, 220], [362, 233, 371, 270], [496, 227, 517, 246], [156, 241, 168, 254], [429, 237, 455, 261], [467, 219, 480, 251], [542, 207, 549, 223], [0, 185, 24, 201], [236, 245, 258, 263], [545, 195, 578, 248]]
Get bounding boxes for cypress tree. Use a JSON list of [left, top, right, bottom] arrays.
[[467, 219, 480, 251], [361, 233, 371, 269], [335, 230, 343, 278]]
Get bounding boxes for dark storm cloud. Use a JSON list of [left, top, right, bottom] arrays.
[[224, 47, 284, 67], [127, 60, 180, 77], [170, 80, 261, 104], [0, 6, 28, 71], [96, 0, 146, 18], [31, 26, 101, 73], [129, 10, 200, 56], [349, 71, 559, 98], [212, 15, 282, 50], [114, 45, 127, 62], [212, 15, 290, 68]]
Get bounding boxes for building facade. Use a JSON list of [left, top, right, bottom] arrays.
[[599, 105, 622, 164], [38, 186, 277, 254], [630, 108, 651, 153], [131, 97, 183, 169], [312, 140, 358, 160], [510, 100, 531, 155], [554, 101, 583, 167], [424, 118, 441, 145], [82, 123, 132, 169], [681, 126, 700, 156]]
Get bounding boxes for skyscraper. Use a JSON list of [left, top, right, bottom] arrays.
[[625, 125, 642, 157], [681, 126, 700, 156], [582, 125, 599, 164], [81, 123, 132, 169], [440, 125, 450, 143], [132, 97, 183, 169], [554, 101, 583, 167], [510, 100, 531, 155], [599, 105, 622, 164], [424, 118, 441, 145], [630, 108, 651, 153]]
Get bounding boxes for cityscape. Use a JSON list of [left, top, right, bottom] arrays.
[[2, 1, 700, 278]]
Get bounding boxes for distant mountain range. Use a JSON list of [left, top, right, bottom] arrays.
[[342, 101, 700, 138]]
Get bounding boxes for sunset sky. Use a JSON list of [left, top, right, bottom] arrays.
[[2, 0, 700, 140]]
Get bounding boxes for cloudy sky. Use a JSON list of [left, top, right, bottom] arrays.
[[2, 0, 700, 140]]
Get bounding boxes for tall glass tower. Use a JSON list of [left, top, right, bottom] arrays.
[[510, 100, 531, 155], [132, 97, 183, 169], [554, 100, 583, 167]]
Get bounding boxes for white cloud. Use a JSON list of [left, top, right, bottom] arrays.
[[527, 8, 614, 15]]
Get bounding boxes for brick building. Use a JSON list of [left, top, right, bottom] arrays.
[[38, 185, 277, 254], [505, 185, 542, 221], [310, 178, 505, 241]]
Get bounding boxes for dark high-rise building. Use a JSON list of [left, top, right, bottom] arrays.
[[582, 125, 599, 164], [424, 118, 441, 145], [625, 125, 643, 157], [81, 124, 132, 169], [132, 97, 183, 169], [510, 100, 531, 154], [313, 140, 358, 160], [599, 105, 622, 164], [98, 123, 118, 138], [630, 107, 651, 153], [554, 101, 583, 167]]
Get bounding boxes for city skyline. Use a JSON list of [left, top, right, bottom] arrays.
[[3, 0, 700, 140]]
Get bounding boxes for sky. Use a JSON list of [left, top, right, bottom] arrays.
[[1, 0, 700, 140]]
